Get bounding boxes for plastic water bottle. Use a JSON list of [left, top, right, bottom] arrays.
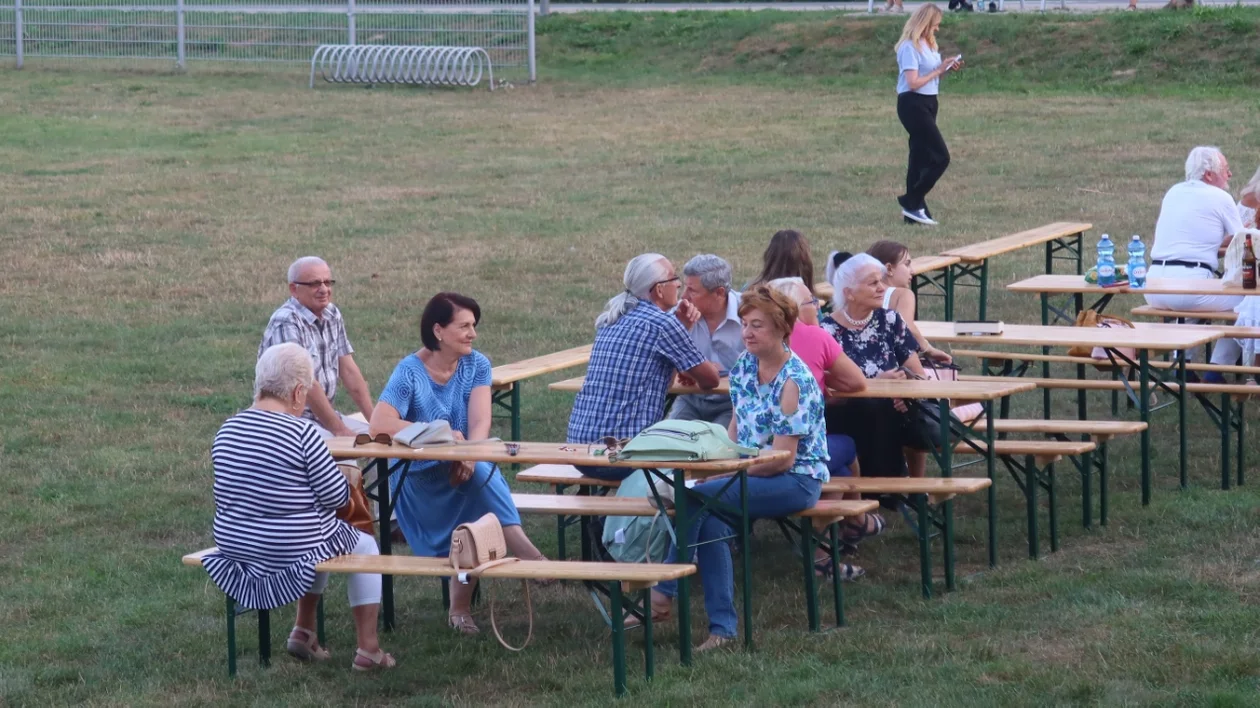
[[1127, 235, 1147, 289], [1097, 234, 1116, 287]]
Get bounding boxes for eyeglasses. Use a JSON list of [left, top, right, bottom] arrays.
[[353, 433, 392, 447], [294, 279, 336, 288], [652, 277, 681, 289], [802, 298, 820, 309]]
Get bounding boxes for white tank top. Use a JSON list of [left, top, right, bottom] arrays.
[[882, 286, 897, 309]]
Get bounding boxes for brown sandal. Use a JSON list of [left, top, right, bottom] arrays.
[[352, 648, 396, 672], [286, 626, 330, 662]]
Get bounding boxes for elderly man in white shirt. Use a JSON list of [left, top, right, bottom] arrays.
[[669, 254, 744, 427], [1145, 146, 1244, 374]]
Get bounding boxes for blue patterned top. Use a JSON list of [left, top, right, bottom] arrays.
[[729, 350, 830, 481], [567, 302, 707, 443], [379, 350, 492, 475]]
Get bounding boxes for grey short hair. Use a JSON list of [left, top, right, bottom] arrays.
[[682, 254, 732, 293], [595, 253, 670, 329], [767, 276, 809, 304], [1185, 146, 1226, 183], [287, 256, 329, 284], [830, 253, 883, 312], [255, 343, 314, 401]]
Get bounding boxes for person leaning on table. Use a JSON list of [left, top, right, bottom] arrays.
[[566, 253, 721, 481], [1145, 146, 1245, 375], [367, 291, 550, 636], [669, 254, 744, 428], [203, 343, 394, 672], [640, 286, 831, 652]]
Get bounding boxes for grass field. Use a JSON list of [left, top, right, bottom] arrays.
[[3, 9, 1260, 707]]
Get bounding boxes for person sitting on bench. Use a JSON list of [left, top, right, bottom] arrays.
[[203, 343, 394, 672], [567, 253, 720, 480], [368, 292, 550, 636], [864, 240, 952, 366], [669, 254, 744, 427], [646, 286, 831, 651]]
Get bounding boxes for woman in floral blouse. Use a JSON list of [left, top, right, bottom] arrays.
[[821, 253, 935, 480], [645, 285, 828, 653]]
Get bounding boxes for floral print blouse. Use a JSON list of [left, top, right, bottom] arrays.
[[820, 308, 920, 379], [728, 350, 830, 481]]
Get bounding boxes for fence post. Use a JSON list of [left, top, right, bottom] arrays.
[[540, 0, 549, 16], [526, 0, 535, 83], [176, 0, 185, 69], [14, 0, 23, 69], [347, 0, 356, 45]]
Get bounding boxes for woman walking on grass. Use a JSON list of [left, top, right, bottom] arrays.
[[895, 5, 962, 226]]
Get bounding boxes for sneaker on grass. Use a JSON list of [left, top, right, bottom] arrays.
[[902, 208, 938, 226]]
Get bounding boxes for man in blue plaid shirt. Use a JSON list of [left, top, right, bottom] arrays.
[[567, 254, 721, 480]]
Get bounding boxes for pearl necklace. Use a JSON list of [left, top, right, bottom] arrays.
[[839, 307, 873, 328]]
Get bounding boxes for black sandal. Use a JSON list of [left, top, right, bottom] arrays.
[[841, 512, 886, 545], [813, 558, 866, 581]]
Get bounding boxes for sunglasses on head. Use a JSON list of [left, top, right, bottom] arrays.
[[353, 433, 393, 447]]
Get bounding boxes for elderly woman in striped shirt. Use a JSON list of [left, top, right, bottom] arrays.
[[204, 343, 394, 672]]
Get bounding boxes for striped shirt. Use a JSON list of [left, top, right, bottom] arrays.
[[259, 297, 354, 421], [202, 409, 359, 610]]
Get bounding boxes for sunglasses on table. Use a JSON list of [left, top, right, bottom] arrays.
[[353, 433, 393, 447]]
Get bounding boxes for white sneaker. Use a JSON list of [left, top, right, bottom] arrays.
[[902, 208, 939, 226]]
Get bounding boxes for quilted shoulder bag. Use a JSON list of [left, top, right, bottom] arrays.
[[449, 513, 533, 652]]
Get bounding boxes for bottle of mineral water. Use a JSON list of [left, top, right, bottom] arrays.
[[1127, 235, 1147, 289], [1097, 234, 1116, 287]]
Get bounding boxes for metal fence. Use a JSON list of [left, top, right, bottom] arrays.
[[0, 0, 534, 80]]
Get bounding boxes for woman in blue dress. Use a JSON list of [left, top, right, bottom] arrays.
[[646, 286, 830, 653], [369, 292, 549, 635]]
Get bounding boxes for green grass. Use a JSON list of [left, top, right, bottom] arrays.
[[3, 11, 1260, 706]]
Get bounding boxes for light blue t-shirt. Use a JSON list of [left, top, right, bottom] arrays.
[[896, 41, 942, 96]]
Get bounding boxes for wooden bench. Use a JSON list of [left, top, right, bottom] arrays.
[[509, 490, 875, 629], [1130, 305, 1237, 323], [940, 221, 1092, 320], [517, 465, 993, 598], [954, 348, 1260, 377], [814, 254, 960, 319], [183, 547, 692, 697], [490, 344, 591, 441]]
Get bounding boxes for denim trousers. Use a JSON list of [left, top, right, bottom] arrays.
[[655, 472, 822, 639]]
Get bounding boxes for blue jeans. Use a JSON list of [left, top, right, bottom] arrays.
[[655, 472, 822, 639], [827, 434, 857, 478]]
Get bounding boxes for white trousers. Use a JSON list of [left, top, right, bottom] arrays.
[[309, 530, 382, 607], [1143, 264, 1243, 365]]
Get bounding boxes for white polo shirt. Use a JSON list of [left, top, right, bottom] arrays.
[[1150, 180, 1243, 270]]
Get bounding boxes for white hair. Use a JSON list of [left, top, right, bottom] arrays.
[[1241, 165, 1260, 201], [595, 253, 671, 329], [1185, 146, 1226, 183], [767, 276, 810, 304], [287, 256, 329, 284], [255, 343, 314, 401], [683, 254, 732, 293], [830, 253, 883, 312]]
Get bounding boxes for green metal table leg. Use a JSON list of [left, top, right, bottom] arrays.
[[801, 520, 819, 632], [829, 523, 845, 627], [555, 484, 569, 561], [258, 608, 271, 667], [510, 384, 521, 442], [1238, 400, 1246, 487], [1081, 441, 1093, 530], [1177, 355, 1188, 489], [978, 259, 989, 321], [916, 493, 932, 599], [225, 595, 237, 677], [611, 584, 627, 697], [1076, 363, 1087, 422], [1221, 393, 1232, 491], [943, 499, 956, 592], [1049, 461, 1060, 554], [740, 471, 753, 649], [985, 400, 998, 568], [375, 459, 395, 631], [1040, 293, 1052, 419], [1099, 440, 1110, 527], [1026, 455, 1039, 560], [672, 469, 692, 666], [1139, 351, 1152, 506], [939, 397, 952, 477], [643, 589, 654, 682], [944, 265, 955, 321]]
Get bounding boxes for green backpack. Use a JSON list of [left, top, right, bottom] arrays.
[[612, 420, 758, 462], [601, 471, 676, 564]]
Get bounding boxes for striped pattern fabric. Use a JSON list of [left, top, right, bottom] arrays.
[[203, 409, 359, 610]]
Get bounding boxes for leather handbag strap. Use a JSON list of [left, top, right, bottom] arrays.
[[487, 579, 533, 652]]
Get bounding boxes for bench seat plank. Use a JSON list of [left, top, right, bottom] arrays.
[[959, 374, 1260, 396], [490, 344, 592, 389], [952, 439, 1096, 457], [991, 419, 1147, 436], [1130, 305, 1237, 322], [941, 222, 1092, 262], [953, 348, 1260, 376], [823, 477, 990, 494]]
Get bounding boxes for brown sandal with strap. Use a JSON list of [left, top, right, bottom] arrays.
[[352, 648, 396, 672], [286, 626, 331, 662]]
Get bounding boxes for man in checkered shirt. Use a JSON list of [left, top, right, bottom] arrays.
[[259, 256, 375, 439]]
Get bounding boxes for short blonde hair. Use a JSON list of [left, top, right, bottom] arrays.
[[737, 284, 798, 343], [255, 343, 314, 401], [897, 4, 942, 52]]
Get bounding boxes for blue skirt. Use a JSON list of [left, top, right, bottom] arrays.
[[391, 461, 521, 557]]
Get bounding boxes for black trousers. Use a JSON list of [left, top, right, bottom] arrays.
[[896, 92, 950, 212], [825, 398, 936, 479]]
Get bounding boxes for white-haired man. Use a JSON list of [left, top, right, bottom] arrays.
[[669, 254, 744, 427], [1146, 146, 1245, 374], [259, 256, 374, 438]]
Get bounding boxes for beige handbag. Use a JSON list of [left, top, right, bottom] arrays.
[[449, 513, 533, 652]]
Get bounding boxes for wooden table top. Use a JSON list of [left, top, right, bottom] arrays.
[[814, 255, 959, 302], [550, 374, 1035, 401], [325, 438, 790, 474], [940, 222, 1093, 262], [490, 344, 592, 386], [1007, 274, 1256, 297], [919, 320, 1220, 351]]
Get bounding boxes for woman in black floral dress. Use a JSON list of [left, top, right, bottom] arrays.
[[820, 253, 935, 479]]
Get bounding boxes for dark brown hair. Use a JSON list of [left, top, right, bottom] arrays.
[[737, 284, 798, 343], [866, 240, 911, 270], [420, 292, 481, 351], [755, 230, 815, 292]]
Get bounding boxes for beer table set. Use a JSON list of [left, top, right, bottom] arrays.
[[1006, 274, 1257, 326]]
